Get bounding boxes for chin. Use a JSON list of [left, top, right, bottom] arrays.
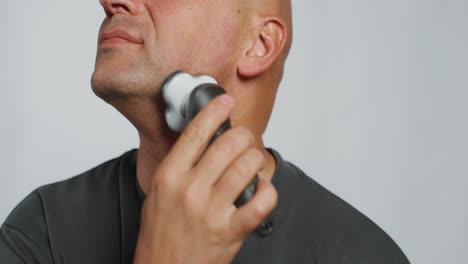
[[91, 66, 161, 104]]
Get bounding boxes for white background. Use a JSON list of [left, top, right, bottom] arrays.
[[1, 1, 467, 263]]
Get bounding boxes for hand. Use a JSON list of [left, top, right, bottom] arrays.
[[133, 94, 278, 264]]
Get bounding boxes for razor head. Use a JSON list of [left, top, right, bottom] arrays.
[[161, 71, 218, 132]]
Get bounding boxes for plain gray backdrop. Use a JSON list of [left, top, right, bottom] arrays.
[[1, 1, 467, 263]]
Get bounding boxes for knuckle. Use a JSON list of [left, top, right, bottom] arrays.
[[150, 179, 160, 195], [238, 149, 264, 176], [206, 217, 226, 235], [251, 200, 270, 219], [212, 136, 234, 156], [250, 185, 277, 220], [248, 148, 265, 166], [179, 185, 195, 206], [200, 212, 230, 243], [231, 160, 250, 178], [211, 127, 255, 157], [201, 215, 214, 233], [201, 99, 230, 121], [233, 126, 255, 147], [153, 168, 173, 190], [182, 123, 207, 143], [154, 175, 178, 199]]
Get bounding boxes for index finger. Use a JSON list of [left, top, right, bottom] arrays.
[[163, 94, 234, 172]]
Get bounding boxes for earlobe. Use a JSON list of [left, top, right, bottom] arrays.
[[238, 18, 287, 78]]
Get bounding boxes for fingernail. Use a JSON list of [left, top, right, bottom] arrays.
[[218, 94, 234, 106]]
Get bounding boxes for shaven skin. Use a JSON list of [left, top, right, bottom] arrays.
[[93, 0, 291, 263]]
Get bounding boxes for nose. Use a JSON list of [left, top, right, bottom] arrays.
[[99, 0, 143, 16]]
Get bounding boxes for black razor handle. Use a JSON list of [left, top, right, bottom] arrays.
[[186, 84, 273, 237]]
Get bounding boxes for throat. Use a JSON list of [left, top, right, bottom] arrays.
[[136, 132, 178, 195]]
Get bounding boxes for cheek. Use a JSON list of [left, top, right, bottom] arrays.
[[203, 19, 240, 61], [146, 1, 241, 74], [188, 16, 242, 78]]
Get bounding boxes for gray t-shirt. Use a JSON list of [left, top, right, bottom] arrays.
[[0, 149, 410, 263]]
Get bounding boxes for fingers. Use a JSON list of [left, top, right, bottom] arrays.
[[155, 91, 276, 240], [163, 94, 234, 173], [211, 148, 265, 207], [192, 126, 257, 187], [230, 178, 278, 239]]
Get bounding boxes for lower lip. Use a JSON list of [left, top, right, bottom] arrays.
[[100, 38, 138, 47]]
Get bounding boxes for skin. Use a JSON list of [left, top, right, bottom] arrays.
[[92, 0, 292, 263]]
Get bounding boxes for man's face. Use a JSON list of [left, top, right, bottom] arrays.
[[92, 0, 246, 99]]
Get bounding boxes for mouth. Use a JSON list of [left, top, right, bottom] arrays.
[[99, 29, 143, 47]]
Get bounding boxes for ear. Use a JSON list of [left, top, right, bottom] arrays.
[[238, 17, 287, 78]]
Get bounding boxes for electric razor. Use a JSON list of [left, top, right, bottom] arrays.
[[161, 71, 273, 237]]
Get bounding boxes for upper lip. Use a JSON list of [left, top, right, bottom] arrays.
[[100, 29, 143, 45]]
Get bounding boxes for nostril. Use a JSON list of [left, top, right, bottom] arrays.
[[111, 3, 130, 13]]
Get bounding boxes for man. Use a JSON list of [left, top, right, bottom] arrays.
[[1, 0, 410, 263]]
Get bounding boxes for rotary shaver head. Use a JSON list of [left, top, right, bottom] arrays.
[[161, 71, 218, 132]]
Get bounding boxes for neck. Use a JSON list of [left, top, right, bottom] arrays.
[[136, 132, 176, 195], [108, 95, 179, 195], [114, 86, 277, 196], [136, 127, 277, 196]]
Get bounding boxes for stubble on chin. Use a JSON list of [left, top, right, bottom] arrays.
[[91, 50, 161, 105]]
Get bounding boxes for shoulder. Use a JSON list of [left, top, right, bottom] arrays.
[[8, 150, 130, 222], [1, 189, 54, 263], [1, 150, 137, 260], [35, 150, 135, 208], [270, 149, 411, 263], [5, 149, 137, 225]]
